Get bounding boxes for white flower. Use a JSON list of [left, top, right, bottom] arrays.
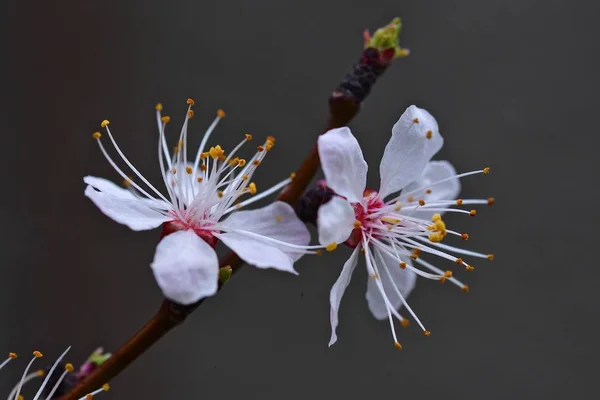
[[1, 348, 110, 400], [84, 100, 311, 304], [316, 105, 494, 348]]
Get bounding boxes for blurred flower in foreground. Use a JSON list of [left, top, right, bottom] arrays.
[[0, 347, 111, 399], [84, 100, 312, 305], [308, 105, 494, 348]]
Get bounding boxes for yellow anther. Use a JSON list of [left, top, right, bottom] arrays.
[[456, 199, 463, 205], [394, 202, 402, 211], [412, 118, 419, 123], [315, 249, 323, 256], [17, 395, 23, 400], [425, 189, 432, 194], [100, 120, 110, 128], [155, 103, 163, 111], [201, 152, 210, 159], [36, 369, 45, 376], [92, 131, 102, 140], [123, 177, 132, 187], [172, 168, 177, 174], [428, 233, 443, 243], [483, 167, 490, 174], [266, 135, 276, 144], [455, 258, 463, 265], [435, 220, 446, 233], [248, 182, 257, 195], [461, 285, 470, 293], [423, 330, 431, 337], [266, 143, 273, 151], [274, 215, 283, 222], [197, 177, 203, 183], [245, 133, 253, 141], [187, 110, 194, 118], [185, 166, 192, 174], [380, 217, 400, 224], [217, 191, 224, 198], [432, 213, 441, 222], [465, 265, 475, 271], [238, 159, 247, 167], [209, 145, 224, 159], [394, 342, 403, 350], [407, 196, 415, 203], [353, 220, 362, 228], [253, 160, 261, 166], [242, 174, 249, 181], [186, 98, 195, 106], [469, 209, 477, 217], [65, 363, 74, 372], [426, 225, 436, 231], [290, 172, 297, 180], [33, 351, 43, 358], [400, 319, 410, 328], [219, 154, 226, 161], [86, 394, 93, 400], [439, 276, 447, 284], [326, 242, 337, 252], [228, 157, 240, 166], [461, 233, 469, 240], [9, 352, 17, 359], [217, 109, 226, 118], [487, 254, 495, 261], [200, 164, 207, 171], [103, 383, 110, 391], [257, 145, 265, 152], [360, 248, 366, 254], [426, 130, 433, 139], [488, 197, 495, 205], [418, 199, 426, 206], [371, 273, 379, 280], [444, 270, 453, 278], [412, 249, 421, 256], [161, 116, 171, 123]]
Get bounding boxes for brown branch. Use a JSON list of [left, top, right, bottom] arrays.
[[63, 22, 405, 399]]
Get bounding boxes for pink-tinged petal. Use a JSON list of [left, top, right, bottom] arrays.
[[402, 161, 461, 220], [150, 229, 219, 305], [220, 201, 310, 261], [216, 233, 297, 274], [366, 249, 417, 321], [379, 105, 444, 198], [329, 245, 361, 346], [84, 185, 171, 231], [317, 197, 355, 246], [318, 127, 368, 203]]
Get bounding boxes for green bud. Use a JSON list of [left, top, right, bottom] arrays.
[[219, 265, 233, 285], [365, 17, 410, 59]]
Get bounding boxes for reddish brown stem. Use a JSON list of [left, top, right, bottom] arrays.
[[62, 48, 394, 400]]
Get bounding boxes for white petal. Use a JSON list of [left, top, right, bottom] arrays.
[[402, 161, 461, 220], [329, 245, 361, 346], [150, 230, 219, 304], [379, 105, 444, 198], [84, 185, 171, 231], [84, 176, 138, 199], [318, 127, 368, 203], [317, 197, 355, 246], [366, 249, 417, 321], [216, 233, 298, 274], [220, 201, 310, 261]]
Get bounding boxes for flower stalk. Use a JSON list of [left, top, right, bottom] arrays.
[[61, 18, 407, 400]]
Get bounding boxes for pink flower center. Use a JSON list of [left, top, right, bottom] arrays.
[[161, 215, 219, 248], [345, 188, 385, 248]]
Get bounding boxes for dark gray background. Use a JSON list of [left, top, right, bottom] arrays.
[[4, 0, 599, 398]]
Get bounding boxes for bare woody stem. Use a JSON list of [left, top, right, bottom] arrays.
[[62, 19, 406, 400]]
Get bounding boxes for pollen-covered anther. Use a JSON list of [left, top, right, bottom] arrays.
[[33, 351, 43, 358], [429, 233, 443, 243], [248, 182, 257, 195], [18, 396, 24, 400], [399, 262, 407, 269], [209, 145, 224, 159], [360, 248, 366, 254], [185, 166, 193, 174], [155, 103, 163, 111], [469, 210, 477, 217], [444, 270, 453, 278], [439, 276, 447, 284], [462, 285, 470, 293], [418, 199, 426, 206], [100, 120, 110, 128], [290, 172, 296, 180], [413, 118, 419, 123], [242, 174, 249, 181], [461, 233, 469, 240], [316, 249, 323, 256], [172, 168, 177, 174], [253, 160, 261, 166], [274, 215, 282, 222], [353, 220, 362, 228], [465, 265, 475, 271], [326, 242, 338, 252], [488, 197, 495, 205], [423, 330, 431, 337], [407, 196, 415, 203], [85, 394, 93, 400], [161, 116, 171, 123], [456, 199, 463, 206], [228, 157, 240, 166], [103, 383, 110, 391], [197, 177, 203, 183], [394, 202, 402, 211], [187, 110, 194, 118], [432, 213, 441, 222], [455, 258, 463, 265], [217, 109, 226, 118], [36, 369, 45, 376], [65, 363, 74, 372], [92, 131, 102, 140], [217, 191, 224, 198], [487, 254, 495, 261], [9, 352, 17, 359], [186, 98, 195, 106], [483, 167, 491, 174], [257, 145, 265, 152], [200, 164, 207, 171], [245, 133, 253, 141], [425, 189, 432, 194], [401, 319, 410, 328], [123, 177, 133, 187], [394, 342, 403, 350], [426, 130, 433, 139]]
